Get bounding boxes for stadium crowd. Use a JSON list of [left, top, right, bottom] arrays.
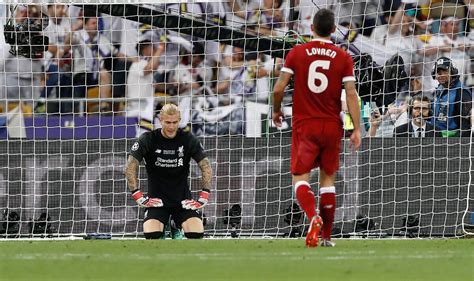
[[0, 0, 472, 137]]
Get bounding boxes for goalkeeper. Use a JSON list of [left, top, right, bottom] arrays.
[[124, 103, 212, 239]]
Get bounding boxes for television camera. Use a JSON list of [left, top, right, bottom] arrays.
[[3, 5, 49, 58]]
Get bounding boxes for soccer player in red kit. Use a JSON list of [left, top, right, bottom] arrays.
[[272, 8, 361, 248]]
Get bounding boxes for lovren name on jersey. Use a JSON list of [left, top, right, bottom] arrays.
[[305, 47, 337, 59]]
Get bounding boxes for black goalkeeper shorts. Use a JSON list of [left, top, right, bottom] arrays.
[[143, 207, 201, 227]]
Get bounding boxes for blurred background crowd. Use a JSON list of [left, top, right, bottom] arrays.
[[0, 0, 472, 137]]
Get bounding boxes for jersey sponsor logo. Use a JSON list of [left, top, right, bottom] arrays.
[[131, 142, 139, 151], [155, 157, 179, 168], [178, 146, 184, 157]]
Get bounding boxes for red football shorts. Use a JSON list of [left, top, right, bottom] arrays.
[[291, 119, 343, 176]]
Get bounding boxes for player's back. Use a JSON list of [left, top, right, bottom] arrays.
[[283, 38, 355, 125]]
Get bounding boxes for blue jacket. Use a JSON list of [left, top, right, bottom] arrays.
[[432, 80, 472, 134]]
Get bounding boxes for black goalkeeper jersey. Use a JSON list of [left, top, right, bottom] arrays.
[[129, 129, 207, 207]]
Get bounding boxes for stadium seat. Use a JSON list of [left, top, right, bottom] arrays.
[[86, 86, 102, 113], [0, 102, 33, 117]]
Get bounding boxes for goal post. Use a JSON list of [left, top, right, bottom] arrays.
[[0, 1, 472, 239]]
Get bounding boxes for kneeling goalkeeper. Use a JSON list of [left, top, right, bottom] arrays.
[[124, 103, 212, 239]]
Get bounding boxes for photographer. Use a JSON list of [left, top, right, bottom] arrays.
[[431, 57, 472, 137], [2, 5, 44, 114]]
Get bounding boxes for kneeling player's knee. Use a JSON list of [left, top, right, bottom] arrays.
[[144, 231, 163, 239], [184, 232, 204, 239]]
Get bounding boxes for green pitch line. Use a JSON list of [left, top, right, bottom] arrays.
[[0, 239, 471, 281]]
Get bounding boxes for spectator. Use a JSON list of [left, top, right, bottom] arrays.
[[244, 53, 282, 103], [227, 0, 259, 29], [169, 42, 213, 128], [333, 0, 365, 29], [68, 16, 122, 113], [248, 0, 288, 36], [201, 3, 228, 67], [295, 0, 377, 36], [119, 21, 161, 57], [421, 16, 472, 88], [125, 39, 164, 137], [152, 33, 191, 93], [67, 5, 84, 32], [366, 93, 410, 137], [37, 4, 72, 114], [409, 76, 424, 97], [295, 0, 333, 36], [215, 46, 247, 106], [374, 3, 423, 76], [407, 67, 433, 99], [431, 56, 472, 137], [360, 0, 384, 36], [393, 95, 441, 137], [190, 46, 246, 136]]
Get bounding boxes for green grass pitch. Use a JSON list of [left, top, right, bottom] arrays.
[[0, 239, 471, 281]]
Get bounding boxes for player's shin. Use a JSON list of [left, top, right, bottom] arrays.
[[294, 181, 317, 219], [319, 186, 336, 240]]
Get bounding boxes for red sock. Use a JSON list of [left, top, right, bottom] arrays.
[[319, 187, 336, 240], [295, 181, 316, 220]]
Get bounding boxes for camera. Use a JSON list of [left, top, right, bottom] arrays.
[[223, 204, 242, 238], [4, 19, 49, 58], [0, 208, 20, 238], [223, 204, 242, 227], [283, 202, 303, 238]]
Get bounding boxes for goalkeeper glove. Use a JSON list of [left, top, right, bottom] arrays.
[[181, 189, 210, 210], [131, 189, 163, 208]]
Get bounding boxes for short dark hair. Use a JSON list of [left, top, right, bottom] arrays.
[[84, 17, 96, 25], [410, 95, 431, 107], [312, 8, 335, 37], [136, 40, 152, 56], [192, 42, 205, 58]]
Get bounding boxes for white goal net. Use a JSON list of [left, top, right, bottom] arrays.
[[0, 1, 472, 239]]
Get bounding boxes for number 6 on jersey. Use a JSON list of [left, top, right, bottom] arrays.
[[308, 60, 330, 94]]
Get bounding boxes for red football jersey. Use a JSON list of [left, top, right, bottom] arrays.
[[282, 38, 355, 125]]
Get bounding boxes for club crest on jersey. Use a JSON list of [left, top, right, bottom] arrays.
[[178, 146, 184, 157], [131, 142, 139, 151]]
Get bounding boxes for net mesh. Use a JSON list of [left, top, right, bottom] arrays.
[[0, 1, 472, 238]]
